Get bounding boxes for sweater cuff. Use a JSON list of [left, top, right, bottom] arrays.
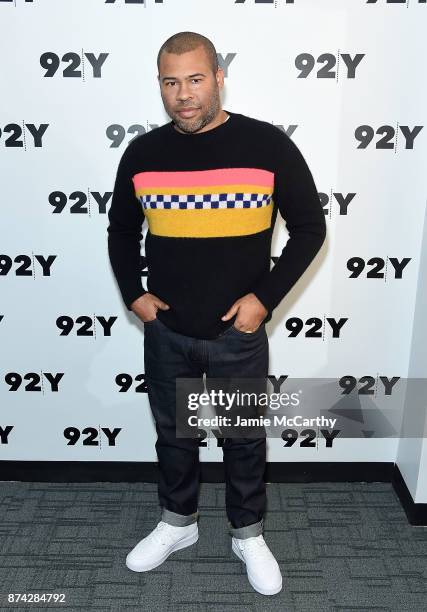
[[126, 288, 147, 311], [251, 284, 276, 316]]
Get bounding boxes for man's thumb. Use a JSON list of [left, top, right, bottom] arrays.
[[221, 303, 238, 321], [155, 299, 170, 310]]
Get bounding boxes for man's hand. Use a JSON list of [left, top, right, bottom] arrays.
[[130, 293, 170, 323], [221, 293, 268, 333]]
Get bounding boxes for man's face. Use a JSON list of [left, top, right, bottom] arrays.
[[157, 46, 225, 134]]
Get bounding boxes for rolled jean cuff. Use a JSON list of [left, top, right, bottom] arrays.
[[229, 517, 264, 539], [161, 507, 199, 527]]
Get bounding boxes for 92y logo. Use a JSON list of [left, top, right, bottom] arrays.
[[347, 257, 411, 279], [0, 255, 56, 277], [295, 53, 364, 80], [285, 317, 348, 339], [56, 316, 117, 337], [40, 52, 108, 79], [234, 0, 425, 5], [234, 1, 296, 4], [0, 427, 13, 446], [339, 376, 400, 396], [3, 1, 165, 8], [366, 0, 426, 4], [105, 0, 164, 4], [49, 191, 112, 214], [107, 124, 159, 148], [64, 427, 121, 447], [115, 374, 149, 393], [5, 372, 64, 392], [0, 123, 48, 148], [355, 124, 423, 150], [320, 192, 356, 217]]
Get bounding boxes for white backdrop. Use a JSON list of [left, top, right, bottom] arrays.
[[1, 0, 426, 500]]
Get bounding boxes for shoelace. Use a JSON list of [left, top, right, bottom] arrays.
[[148, 521, 184, 547], [238, 536, 271, 556]]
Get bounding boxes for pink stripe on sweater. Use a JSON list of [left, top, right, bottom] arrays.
[[132, 168, 274, 190]]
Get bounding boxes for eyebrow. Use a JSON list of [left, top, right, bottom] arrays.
[[161, 73, 206, 83]]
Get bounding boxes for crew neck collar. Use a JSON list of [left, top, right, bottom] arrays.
[[168, 110, 234, 138]]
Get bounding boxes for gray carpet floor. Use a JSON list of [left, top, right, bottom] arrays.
[[0, 481, 426, 611]]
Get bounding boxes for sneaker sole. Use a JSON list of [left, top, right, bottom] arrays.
[[232, 539, 282, 596], [126, 529, 199, 572]]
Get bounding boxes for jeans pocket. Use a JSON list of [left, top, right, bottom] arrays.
[[231, 322, 265, 336]]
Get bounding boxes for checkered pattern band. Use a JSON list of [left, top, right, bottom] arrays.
[[139, 192, 273, 209]]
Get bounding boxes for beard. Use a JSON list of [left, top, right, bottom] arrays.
[[168, 94, 222, 134]]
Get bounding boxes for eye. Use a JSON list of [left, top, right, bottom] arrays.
[[165, 79, 201, 87]]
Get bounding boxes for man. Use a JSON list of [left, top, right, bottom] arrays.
[[107, 31, 326, 596]]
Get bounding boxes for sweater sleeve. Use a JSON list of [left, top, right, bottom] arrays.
[[107, 143, 147, 311], [251, 131, 326, 314]]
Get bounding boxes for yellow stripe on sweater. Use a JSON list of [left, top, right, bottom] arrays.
[[145, 200, 274, 237]]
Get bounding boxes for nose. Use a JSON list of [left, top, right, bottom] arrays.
[[176, 82, 192, 102]]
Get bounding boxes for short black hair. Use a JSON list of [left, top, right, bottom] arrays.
[[157, 31, 219, 76]]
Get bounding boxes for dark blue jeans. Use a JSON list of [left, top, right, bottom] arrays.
[[143, 315, 269, 539]]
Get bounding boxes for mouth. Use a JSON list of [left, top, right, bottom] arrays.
[[177, 108, 199, 118]]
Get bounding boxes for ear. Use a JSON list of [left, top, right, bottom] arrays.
[[216, 67, 225, 88]]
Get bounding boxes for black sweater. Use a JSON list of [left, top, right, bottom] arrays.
[[107, 110, 326, 339]]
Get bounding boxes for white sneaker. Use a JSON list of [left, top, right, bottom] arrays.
[[232, 534, 282, 595], [126, 520, 198, 572]]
